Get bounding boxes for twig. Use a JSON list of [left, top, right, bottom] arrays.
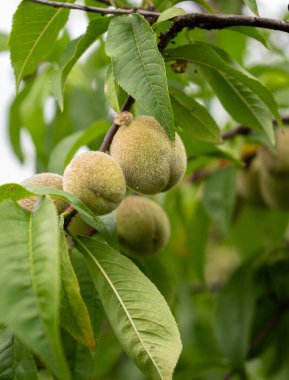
[[222, 125, 251, 140], [38, 0, 289, 221], [62, 206, 78, 229], [188, 169, 211, 184], [183, 114, 289, 185], [158, 13, 289, 51], [222, 116, 289, 141], [28, 0, 160, 16], [99, 96, 135, 152], [248, 302, 289, 354], [28, 1, 289, 37]]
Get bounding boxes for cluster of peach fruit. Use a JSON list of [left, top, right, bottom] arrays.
[[19, 114, 187, 256]]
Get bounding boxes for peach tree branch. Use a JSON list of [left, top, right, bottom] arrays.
[[222, 116, 289, 141], [28, 0, 160, 17], [158, 13, 289, 51], [29, 0, 289, 36], [28, 0, 289, 153], [99, 96, 135, 153]]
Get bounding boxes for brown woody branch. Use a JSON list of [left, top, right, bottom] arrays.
[[222, 125, 251, 140], [28, 0, 160, 16], [28, 1, 289, 36], [99, 96, 135, 152], [188, 169, 211, 184], [222, 116, 289, 141], [188, 116, 289, 185], [158, 13, 289, 51], [63, 206, 78, 229]]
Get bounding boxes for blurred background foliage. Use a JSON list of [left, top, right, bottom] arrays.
[[3, 0, 289, 379]]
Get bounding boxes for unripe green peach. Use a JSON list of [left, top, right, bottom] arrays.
[[259, 166, 289, 209], [67, 215, 95, 236], [116, 196, 170, 256], [236, 157, 265, 207], [63, 151, 126, 215], [110, 115, 187, 194], [258, 128, 289, 175], [18, 173, 67, 213]]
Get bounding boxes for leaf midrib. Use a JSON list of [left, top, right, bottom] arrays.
[[217, 70, 266, 130], [169, 52, 269, 136], [77, 238, 164, 380], [28, 213, 58, 366], [61, 247, 95, 350], [130, 18, 170, 134], [17, 7, 64, 88], [168, 49, 275, 116], [171, 94, 220, 140]]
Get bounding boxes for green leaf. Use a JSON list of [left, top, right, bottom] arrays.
[[244, 0, 259, 15], [10, 0, 75, 90], [75, 235, 182, 380], [0, 183, 33, 203], [52, 17, 110, 109], [188, 202, 210, 281], [0, 198, 71, 380], [104, 64, 121, 112], [156, 7, 186, 24], [182, 136, 241, 165], [106, 14, 175, 139], [48, 121, 110, 174], [165, 43, 281, 144], [0, 33, 9, 52], [19, 69, 51, 166], [0, 325, 38, 380], [204, 67, 274, 145], [250, 62, 289, 93], [215, 263, 257, 367], [170, 87, 222, 144], [203, 167, 237, 235], [8, 85, 31, 163], [231, 206, 289, 259], [227, 26, 269, 49], [163, 0, 213, 13], [190, 0, 214, 13], [0, 183, 117, 249], [134, 255, 175, 305], [84, 0, 105, 21], [59, 229, 95, 351], [88, 331, 122, 379], [70, 249, 104, 339], [216, 29, 247, 64]]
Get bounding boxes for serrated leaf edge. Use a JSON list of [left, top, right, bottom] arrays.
[[15, 7, 64, 90], [76, 237, 164, 380], [170, 92, 222, 142]]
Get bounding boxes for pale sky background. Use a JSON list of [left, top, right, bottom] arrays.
[[0, 0, 288, 185]]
